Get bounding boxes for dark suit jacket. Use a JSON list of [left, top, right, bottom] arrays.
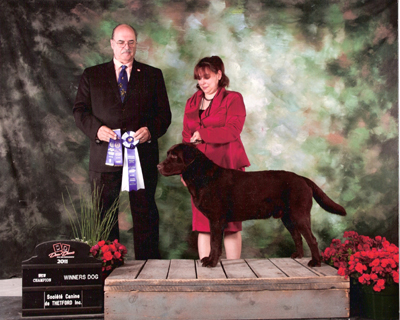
[[73, 60, 171, 185]]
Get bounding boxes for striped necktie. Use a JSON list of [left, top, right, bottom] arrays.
[[118, 65, 128, 102]]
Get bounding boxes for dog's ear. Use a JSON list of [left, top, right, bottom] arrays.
[[178, 143, 199, 165]]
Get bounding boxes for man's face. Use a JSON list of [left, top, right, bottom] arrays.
[[110, 25, 137, 64]]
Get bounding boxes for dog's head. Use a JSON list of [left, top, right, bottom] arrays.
[[157, 143, 200, 176]]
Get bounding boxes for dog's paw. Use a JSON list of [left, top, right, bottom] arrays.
[[291, 252, 304, 259], [201, 256, 218, 268], [307, 259, 321, 267]]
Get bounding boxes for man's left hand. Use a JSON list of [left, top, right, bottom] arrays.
[[134, 127, 151, 144]]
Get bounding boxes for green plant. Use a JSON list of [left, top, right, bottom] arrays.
[[63, 185, 120, 247]]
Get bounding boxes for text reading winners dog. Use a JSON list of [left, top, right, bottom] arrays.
[[157, 143, 346, 268]]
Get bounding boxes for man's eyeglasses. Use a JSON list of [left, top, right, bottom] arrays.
[[114, 40, 136, 48]]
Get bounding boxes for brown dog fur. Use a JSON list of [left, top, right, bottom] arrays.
[[157, 143, 346, 267]]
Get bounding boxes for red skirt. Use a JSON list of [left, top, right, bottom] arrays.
[[191, 198, 242, 232]]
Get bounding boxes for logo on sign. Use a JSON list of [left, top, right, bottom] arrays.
[[48, 243, 75, 258]]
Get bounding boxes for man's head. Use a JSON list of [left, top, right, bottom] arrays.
[[110, 24, 137, 64]]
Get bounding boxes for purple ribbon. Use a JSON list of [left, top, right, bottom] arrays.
[[105, 129, 123, 166], [121, 131, 139, 191]]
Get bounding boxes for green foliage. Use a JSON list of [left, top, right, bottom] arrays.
[[62, 186, 119, 247]]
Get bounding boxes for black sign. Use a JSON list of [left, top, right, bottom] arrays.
[[22, 240, 103, 317]]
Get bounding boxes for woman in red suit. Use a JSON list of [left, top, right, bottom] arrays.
[[182, 56, 250, 260]]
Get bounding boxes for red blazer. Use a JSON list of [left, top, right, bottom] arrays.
[[182, 88, 250, 170]]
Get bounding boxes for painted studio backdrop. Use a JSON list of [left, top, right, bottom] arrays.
[[0, 0, 397, 278]]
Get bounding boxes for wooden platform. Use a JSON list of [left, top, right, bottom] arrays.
[[104, 258, 349, 320]]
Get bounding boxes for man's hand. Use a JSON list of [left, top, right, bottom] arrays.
[[134, 127, 151, 144], [97, 125, 117, 142]]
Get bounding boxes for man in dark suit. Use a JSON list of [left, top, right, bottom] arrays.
[[73, 24, 171, 259]]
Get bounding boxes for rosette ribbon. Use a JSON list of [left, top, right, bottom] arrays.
[[121, 131, 145, 191], [105, 130, 145, 191]]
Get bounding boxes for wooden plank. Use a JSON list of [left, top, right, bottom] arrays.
[[296, 258, 342, 277], [104, 280, 349, 292], [105, 260, 146, 288], [137, 260, 170, 280], [107, 260, 146, 279], [195, 260, 227, 279], [269, 258, 319, 278], [221, 259, 256, 279], [105, 288, 349, 319], [246, 259, 288, 278], [168, 260, 196, 279]]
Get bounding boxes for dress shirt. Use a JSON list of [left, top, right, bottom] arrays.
[[113, 58, 133, 81]]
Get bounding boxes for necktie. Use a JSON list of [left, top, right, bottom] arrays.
[[118, 65, 128, 102]]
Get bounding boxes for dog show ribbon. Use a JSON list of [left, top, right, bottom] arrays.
[[105, 130, 145, 191], [121, 131, 145, 191], [105, 129, 123, 166]]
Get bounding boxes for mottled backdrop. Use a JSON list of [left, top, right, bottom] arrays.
[[0, 0, 397, 278]]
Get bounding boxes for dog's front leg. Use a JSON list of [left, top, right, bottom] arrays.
[[201, 221, 224, 268]]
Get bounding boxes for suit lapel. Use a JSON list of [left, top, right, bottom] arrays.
[[125, 60, 143, 103]]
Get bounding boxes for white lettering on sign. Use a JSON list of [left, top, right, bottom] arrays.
[[44, 291, 83, 309], [52, 300, 73, 306], [33, 278, 52, 283], [63, 273, 99, 280], [33, 272, 52, 283], [63, 274, 86, 280], [46, 294, 63, 300], [57, 259, 68, 264]]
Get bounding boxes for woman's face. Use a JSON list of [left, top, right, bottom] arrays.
[[197, 68, 222, 96]]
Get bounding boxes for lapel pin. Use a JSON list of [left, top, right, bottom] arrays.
[[137, 69, 141, 72]]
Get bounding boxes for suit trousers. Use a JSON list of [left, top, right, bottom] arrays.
[[89, 169, 161, 260]]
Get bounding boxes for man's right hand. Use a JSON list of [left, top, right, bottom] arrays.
[[97, 125, 117, 142]]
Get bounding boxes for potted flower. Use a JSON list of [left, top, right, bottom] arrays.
[[90, 239, 128, 279], [322, 231, 399, 320]]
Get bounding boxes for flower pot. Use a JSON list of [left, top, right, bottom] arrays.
[[350, 279, 363, 317], [361, 284, 399, 320]]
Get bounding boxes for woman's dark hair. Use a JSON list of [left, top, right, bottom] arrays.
[[194, 56, 230, 89]]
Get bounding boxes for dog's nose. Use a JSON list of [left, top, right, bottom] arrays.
[[157, 164, 162, 171]]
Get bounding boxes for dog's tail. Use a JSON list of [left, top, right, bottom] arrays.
[[304, 178, 346, 216]]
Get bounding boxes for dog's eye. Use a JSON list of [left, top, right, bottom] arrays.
[[170, 154, 177, 159]]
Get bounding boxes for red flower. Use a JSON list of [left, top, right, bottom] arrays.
[[322, 231, 399, 292], [90, 239, 128, 275], [103, 251, 113, 261], [355, 262, 367, 274], [373, 279, 386, 292], [370, 259, 380, 267], [392, 271, 399, 283]]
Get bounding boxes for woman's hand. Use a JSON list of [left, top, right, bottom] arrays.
[[190, 131, 202, 144], [181, 177, 187, 187]]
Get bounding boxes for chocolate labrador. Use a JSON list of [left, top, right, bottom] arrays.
[[157, 143, 346, 268]]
